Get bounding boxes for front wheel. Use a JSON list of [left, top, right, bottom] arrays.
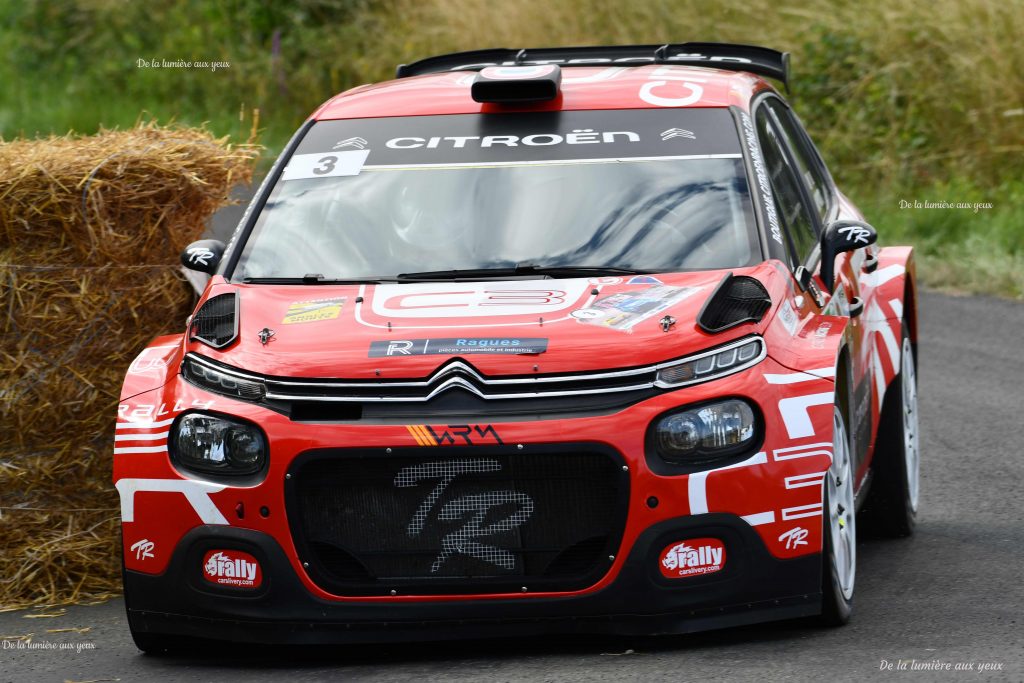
[[862, 326, 919, 537], [820, 404, 856, 625]]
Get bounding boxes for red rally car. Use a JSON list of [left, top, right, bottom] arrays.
[[115, 43, 921, 651]]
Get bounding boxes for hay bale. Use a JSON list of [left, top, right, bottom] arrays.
[[0, 125, 259, 608]]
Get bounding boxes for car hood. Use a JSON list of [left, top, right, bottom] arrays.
[[193, 263, 790, 379]]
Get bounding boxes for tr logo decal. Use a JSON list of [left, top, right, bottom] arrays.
[[838, 225, 872, 244], [394, 459, 533, 572], [406, 424, 504, 446], [186, 247, 215, 266], [778, 527, 810, 549], [130, 538, 155, 560]]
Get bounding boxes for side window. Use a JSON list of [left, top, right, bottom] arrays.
[[766, 100, 831, 221], [755, 107, 817, 266]]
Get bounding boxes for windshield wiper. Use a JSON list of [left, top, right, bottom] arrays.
[[242, 274, 404, 285], [395, 265, 651, 281]]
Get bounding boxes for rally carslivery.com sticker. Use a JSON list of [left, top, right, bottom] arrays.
[[282, 298, 346, 324]]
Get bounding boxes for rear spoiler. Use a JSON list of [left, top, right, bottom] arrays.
[[396, 42, 790, 90]]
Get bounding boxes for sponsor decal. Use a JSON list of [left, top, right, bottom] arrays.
[[811, 321, 833, 349], [625, 275, 664, 285], [282, 297, 346, 324], [369, 337, 548, 357], [384, 130, 639, 150], [406, 424, 503, 447], [659, 538, 726, 578], [660, 127, 696, 140], [572, 285, 698, 331], [394, 459, 533, 572], [638, 66, 706, 108], [778, 299, 799, 336], [293, 109, 742, 168], [127, 345, 175, 374], [587, 276, 622, 285], [369, 281, 590, 319], [129, 538, 155, 561], [281, 149, 370, 180], [740, 112, 783, 246], [202, 550, 262, 589], [116, 399, 215, 422], [779, 526, 810, 549]]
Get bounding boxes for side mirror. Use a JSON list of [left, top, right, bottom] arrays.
[[180, 239, 226, 274], [820, 220, 877, 292]]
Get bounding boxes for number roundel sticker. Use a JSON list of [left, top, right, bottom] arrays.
[[281, 149, 370, 180]]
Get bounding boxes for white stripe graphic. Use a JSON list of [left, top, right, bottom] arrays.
[[741, 511, 776, 526], [782, 503, 824, 520], [113, 446, 168, 454], [785, 471, 828, 489], [872, 343, 887, 402], [873, 264, 906, 287], [688, 472, 709, 515], [686, 452, 768, 515], [773, 442, 833, 461], [116, 418, 175, 430], [778, 392, 834, 439], [115, 478, 227, 524], [888, 298, 903, 320], [871, 302, 901, 371], [114, 432, 169, 442], [764, 367, 836, 384]]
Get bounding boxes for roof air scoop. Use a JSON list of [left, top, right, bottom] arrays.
[[471, 64, 562, 103]]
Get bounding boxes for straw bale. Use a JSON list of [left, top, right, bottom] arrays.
[[0, 124, 259, 608]]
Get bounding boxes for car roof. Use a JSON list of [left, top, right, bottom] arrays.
[[311, 65, 776, 121]]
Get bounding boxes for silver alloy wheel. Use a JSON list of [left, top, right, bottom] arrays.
[[829, 406, 856, 600], [901, 336, 921, 512]]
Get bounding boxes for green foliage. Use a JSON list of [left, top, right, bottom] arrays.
[[2, 0, 1021, 297]]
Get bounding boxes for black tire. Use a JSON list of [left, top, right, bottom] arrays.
[[861, 324, 919, 538]]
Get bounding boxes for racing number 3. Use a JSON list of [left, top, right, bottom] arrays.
[[312, 156, 337, 175]]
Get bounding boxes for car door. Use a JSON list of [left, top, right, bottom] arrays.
[[753, 96, 875, 475]]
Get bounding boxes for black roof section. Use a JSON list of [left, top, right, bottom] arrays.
[[396, 42, 790, 90]]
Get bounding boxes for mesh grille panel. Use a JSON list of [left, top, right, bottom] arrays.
[[190, 293, 237, 348], [698, 275, 771, 333], [288, 447, 627, 595]]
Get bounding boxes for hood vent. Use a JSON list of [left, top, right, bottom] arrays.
[[697, 273, 771, 333], [190, 292, 238, 349]]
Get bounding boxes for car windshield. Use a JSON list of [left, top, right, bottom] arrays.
[[233, 109, 758, 281]]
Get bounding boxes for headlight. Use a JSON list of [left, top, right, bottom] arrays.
[[655, 337, 764, 388], [182, 355, 265, 401], [171, 413, 267, 476], [652, 399, 757, 465]]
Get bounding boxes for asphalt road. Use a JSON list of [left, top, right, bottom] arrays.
[[1, 290, 1021, 683]]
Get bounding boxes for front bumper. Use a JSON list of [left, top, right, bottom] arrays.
[[117, 353, 838, 643], [126, 514, 821, 644]]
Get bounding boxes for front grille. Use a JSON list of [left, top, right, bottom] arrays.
[[286, 445, 628, 596]]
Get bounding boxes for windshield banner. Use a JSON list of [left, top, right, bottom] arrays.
[[286, 109, 742, 175]]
